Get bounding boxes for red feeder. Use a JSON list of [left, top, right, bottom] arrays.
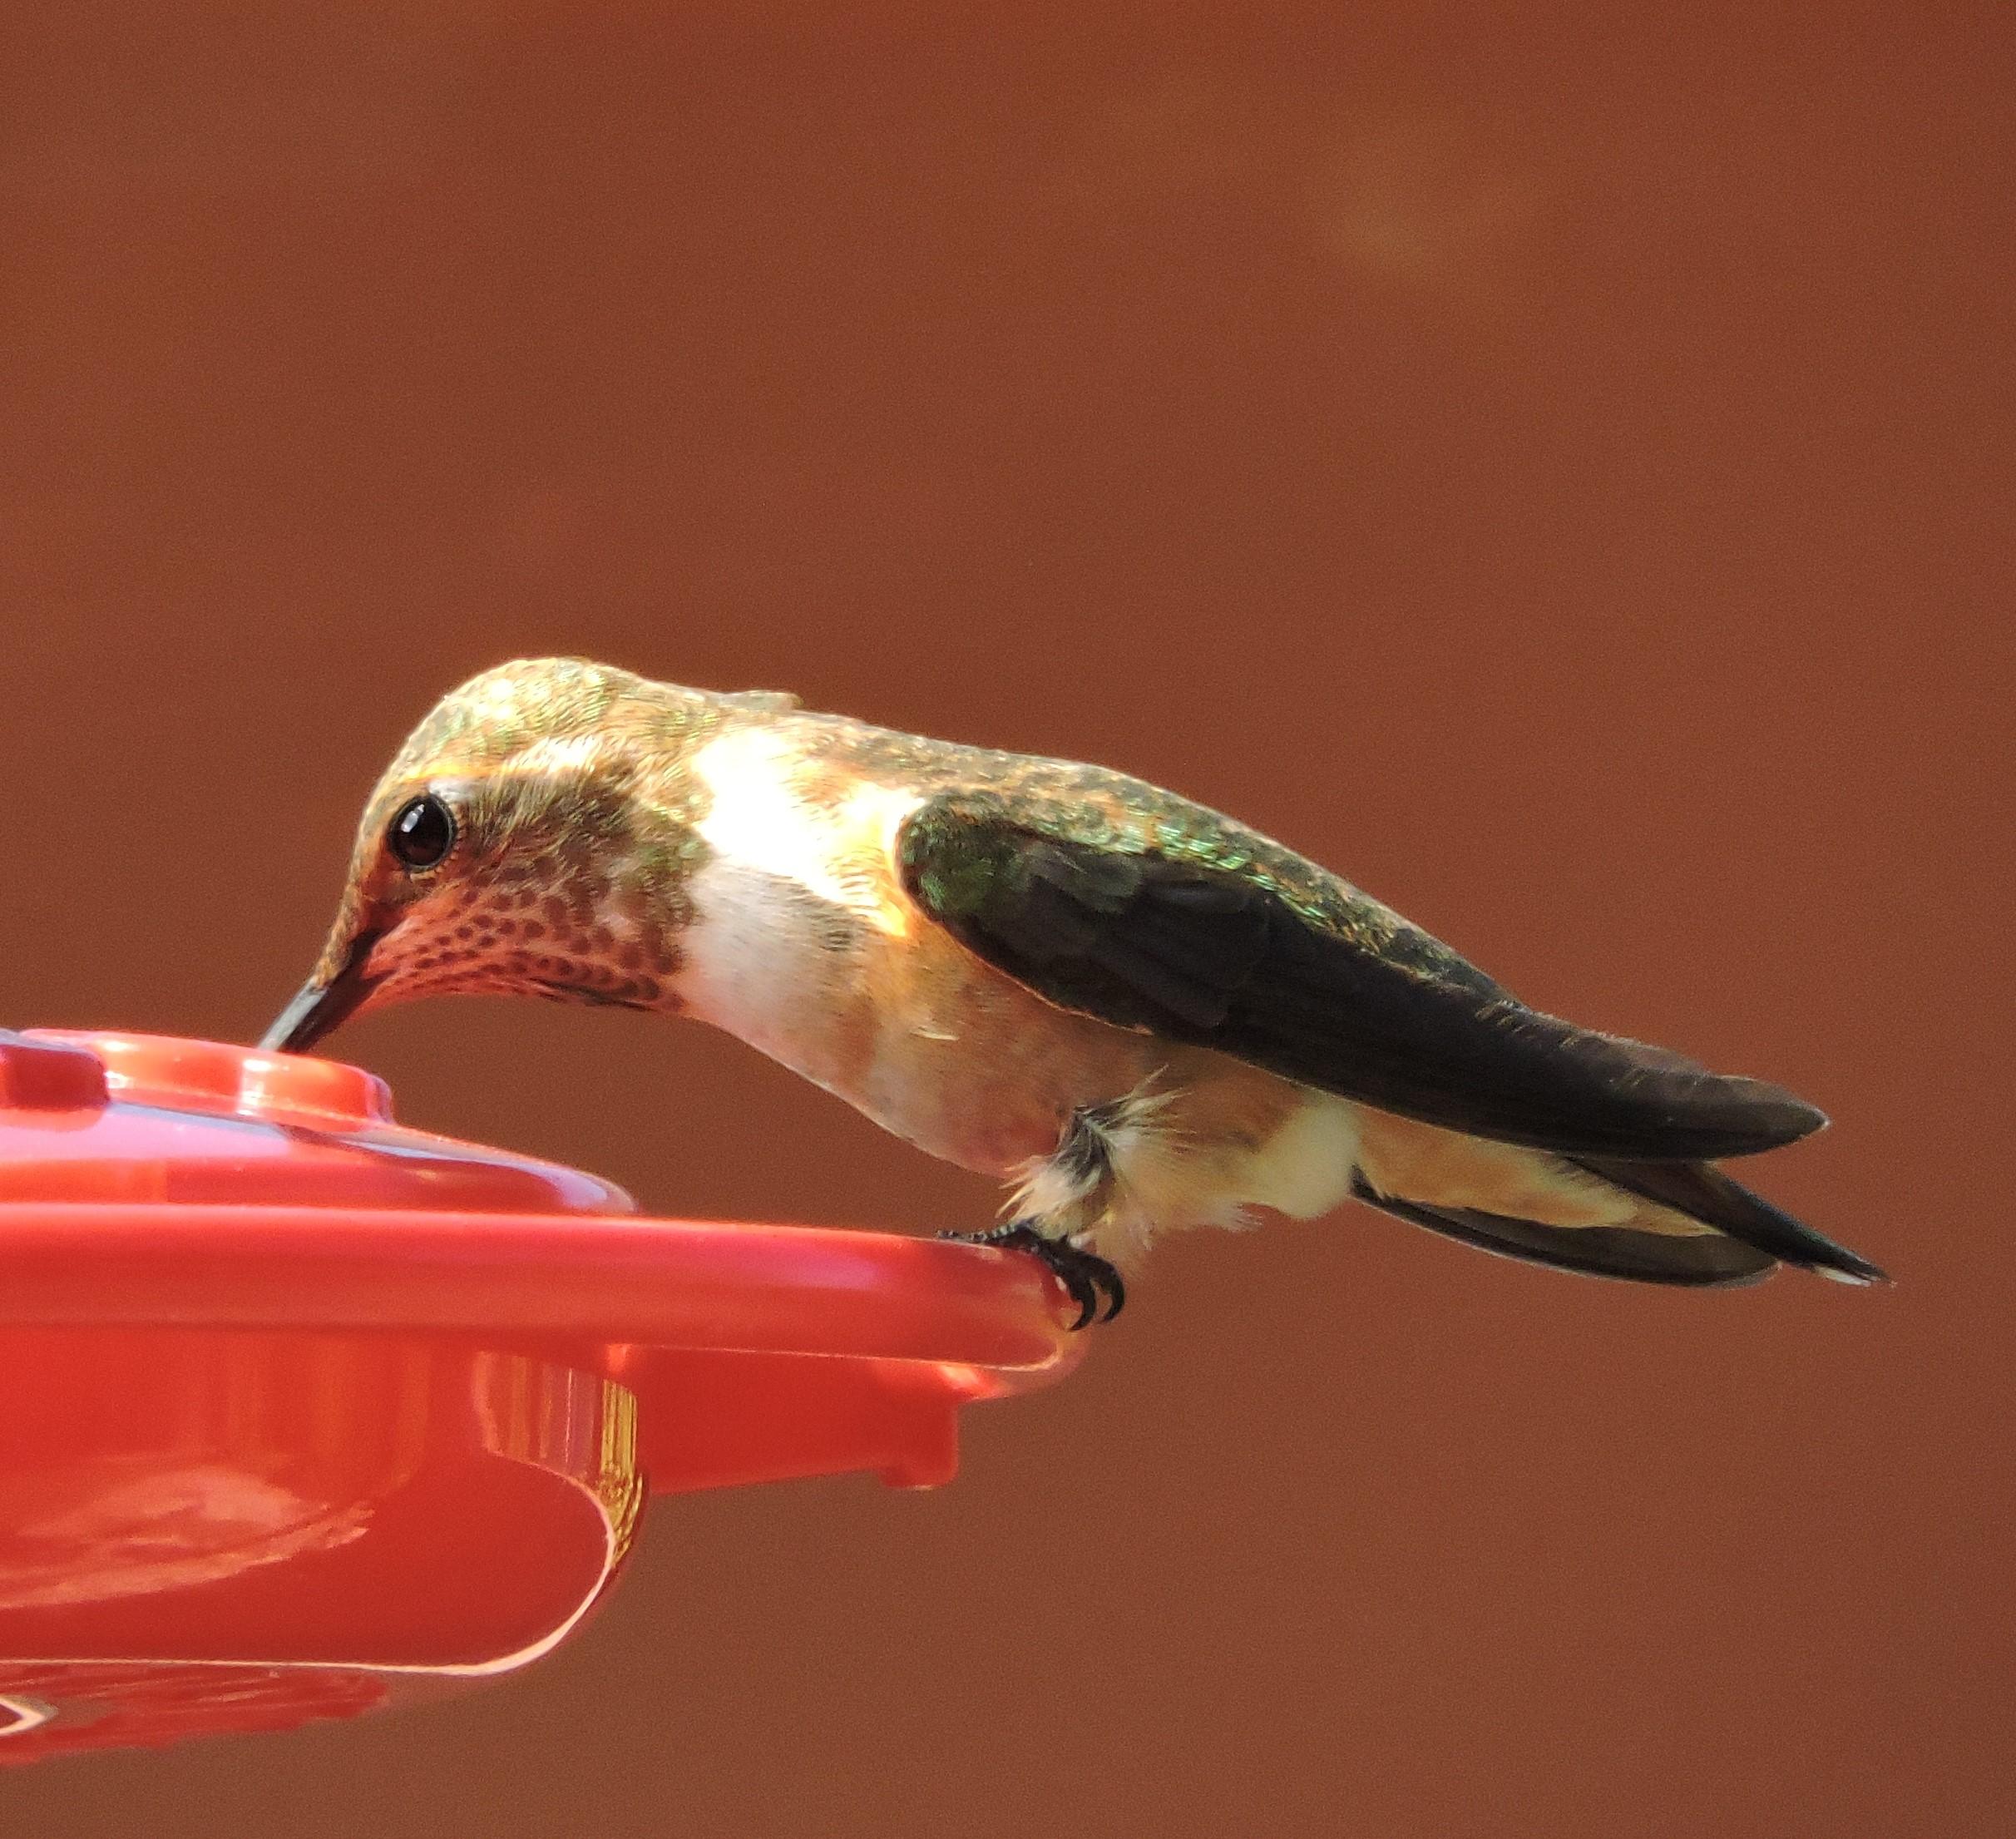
[[0, 1029, 1082, 1763]]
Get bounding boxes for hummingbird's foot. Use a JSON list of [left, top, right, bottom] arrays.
[[939, 1221, 1125, 1329]]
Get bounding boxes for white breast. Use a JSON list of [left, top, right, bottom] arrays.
[[674, 724, 922, 1083]]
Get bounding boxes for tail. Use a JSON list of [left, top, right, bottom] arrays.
[[1350, 1153, 1885, 1290], [1574, 1156, 1886, 1285]]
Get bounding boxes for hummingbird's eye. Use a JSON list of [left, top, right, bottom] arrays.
[[387, 793, 456, 871]]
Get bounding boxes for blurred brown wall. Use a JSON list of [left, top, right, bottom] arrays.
[[2, 7, 2010, 1836]]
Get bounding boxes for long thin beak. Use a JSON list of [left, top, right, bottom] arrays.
[[259, 930, 384, 1054]]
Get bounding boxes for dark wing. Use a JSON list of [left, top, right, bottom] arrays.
[[897, 795, 1826, 1162]]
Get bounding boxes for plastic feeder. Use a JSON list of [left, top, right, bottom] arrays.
[[0, 1030, 1081, 1763]]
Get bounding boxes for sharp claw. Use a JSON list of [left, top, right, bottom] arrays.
[[939, 1221, 1128, 1329]]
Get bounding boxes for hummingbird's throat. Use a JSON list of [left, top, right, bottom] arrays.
[[372, 877, 687, 1015]]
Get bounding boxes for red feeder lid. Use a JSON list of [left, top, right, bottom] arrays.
[[0, 1028, 1082, 1763], [0, 1027, 1082, 1367], [0, 1029, 630, 1213]]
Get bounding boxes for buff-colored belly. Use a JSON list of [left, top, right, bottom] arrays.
[[674, 849, 1346, 1200], [676, 853, 1075, 1166]]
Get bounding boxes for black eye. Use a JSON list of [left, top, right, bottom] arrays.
[[387, 793, 456, 870]]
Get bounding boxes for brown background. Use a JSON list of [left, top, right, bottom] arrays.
[[2, 6, 2009, 1835]]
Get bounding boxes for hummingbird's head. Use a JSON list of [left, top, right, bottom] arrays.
[[260, 657, 705, 1053]]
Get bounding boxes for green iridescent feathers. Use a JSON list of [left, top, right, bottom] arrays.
[[896, 791, 1827, 1163]]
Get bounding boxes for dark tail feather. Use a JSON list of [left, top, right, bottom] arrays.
[[1574, 1156, 1886, 1285], [1349, 1174, 1777, 1288]]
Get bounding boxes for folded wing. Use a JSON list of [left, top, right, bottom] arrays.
[[897, 795, 1826, 1163]]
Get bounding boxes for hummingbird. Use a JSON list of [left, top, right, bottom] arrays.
[[261, 657, 1883, 1325]]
